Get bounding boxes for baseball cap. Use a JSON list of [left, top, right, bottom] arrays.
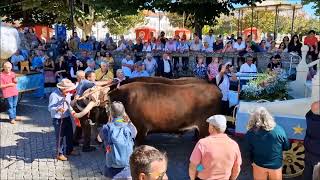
[[206, 115, 227, 132]]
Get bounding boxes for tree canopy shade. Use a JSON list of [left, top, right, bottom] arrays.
[[97, 0, 263, 38], [302, 0, 320, 16]]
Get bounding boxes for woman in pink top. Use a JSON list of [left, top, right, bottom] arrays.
[[207, 57, 220, 83], [0, 62, 19, 124]]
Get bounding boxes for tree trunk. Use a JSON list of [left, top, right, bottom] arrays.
[[194, 22, 204, 40]]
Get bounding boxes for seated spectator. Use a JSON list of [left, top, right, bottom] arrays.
[[143, 41, 152, 52], [10, 50, 25, 71], [130, 145, 168, 180], [258, 40, 268, 52], [64, 51, 77, 71], [278, 42, 287, 53], [165, 38, 177, 52], [212, 38, 224, 52], [233, 37, 245, 51], [100, 101, 137, 179], [282, 36, 290, 48], [222, 41, 234, 53], [114, 69, 126, 82], [288, 34, 302, 57], [157, 53, 173, 78], [31, 50, 45, 71], [240, 55, 257, 73], [127, 40, 135, 52], [84, 59, 96, 73], [245, 107, 291, 180], [103, 52, 114, 73], [94, 51, 104, 67], [304, 30, 319, 62], [245, 41, 254, 53], [130, 61, 149, 78], [97, 41, 108, 51], [44, 56, 56, 86], [189, 115, 242, 180], [122, 54, 134, 78], [304, 101, 320, 180], [268, 41, 277, 53], [95, 61, 114, 81], [154, 40, 164, 51], [207, 57, 220, 83], [202, 42, 213, 53], [143, 53, 158, 76], [190, 36, 203, 51], [193, 55, 207, 79], [78, 50, 91, 62], [267, 54, 282, 72]]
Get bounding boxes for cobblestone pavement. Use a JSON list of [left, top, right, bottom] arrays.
[[0, 97, 303, 180]]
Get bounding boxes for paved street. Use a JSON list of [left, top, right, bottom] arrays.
[[0, 96, 302, 180]]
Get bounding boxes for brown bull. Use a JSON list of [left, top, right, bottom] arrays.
[[120, 76, 207, 85], [107, 81, 222, 143]]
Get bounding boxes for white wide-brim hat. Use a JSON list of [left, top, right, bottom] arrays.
[[56, 78, 76, 91]]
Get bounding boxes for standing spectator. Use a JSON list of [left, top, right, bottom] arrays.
[[10, 50, 25, 71], [43, 56, 56, 87], [130, 145, 168, 180], [288, 34, 302, 57], [104, 33, 114, 48], [268, 41, 277, 53], [178, 39, 190, 70], [246, 107, 291, 180], [258, 40, 268, 52], [127, 40, 135, 52], [48, 79, 78, 161], [189, 115, 242, 180], [216, 63, 237, 115], [160, 31, 167, 46], [55, 56, 68, 82], [222, 41, 234, 53], [265, 34, 273, 50], [204, 29, 215, 48], [240, 55, 257, 73], [143, 53, 158, 76], [202, 42, 213, 53], [122, 54, 134, 78], [207, 57, 220, 83], [118, 35, 127, 47], [213, 38, 224, 52], [130, 61, 150, 78], [100, 101, 137, 179], [278, 42, 287, 53], [304, 30, 319, 61], [133, 38, 143, 53], [193, 55, 207, 79], [157, 53, 173, 78], [304, 101, 320, 180], [142, 41, 152, 52], [165, 38, 177, 52], [95, 61, 114, 81], [0, 62, 19, 124]]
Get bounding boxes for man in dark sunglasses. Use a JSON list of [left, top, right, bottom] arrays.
[[130, 145, 168, 180]]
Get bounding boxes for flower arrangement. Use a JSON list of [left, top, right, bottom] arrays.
[[239, 71, 288, 101]]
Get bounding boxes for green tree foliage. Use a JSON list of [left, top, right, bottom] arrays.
[[106, 13, 146, 36], [302, 0, 320, 16]]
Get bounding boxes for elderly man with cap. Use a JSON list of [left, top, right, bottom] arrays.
[[130, 61, 150, 78], [143, 53, 158, 76], [48, 78, 78, 161], [95, 61, 114, 81], [189, 115, 242, 180]]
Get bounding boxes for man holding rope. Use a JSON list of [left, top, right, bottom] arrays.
[[48, 78, 78, 161]]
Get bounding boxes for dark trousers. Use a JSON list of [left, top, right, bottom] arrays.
[[163, 72, 172, 79], [74, 117, 91, 148], [221, 100, 230, 116], [304, 151, 320, 180], [53, 117, 73, 155]]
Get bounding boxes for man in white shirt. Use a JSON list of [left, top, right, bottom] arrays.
[[204, 29, 215, 48], [233, 37, 245, 51], [239, 55, 257, 73], [190, 36, 203, 51], [157, 53, 172, 78], [121, 54, 134, 78], [10, 50, 25, 71]]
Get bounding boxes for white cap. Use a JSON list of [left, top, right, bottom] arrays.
[[206, 115, 227, 132]]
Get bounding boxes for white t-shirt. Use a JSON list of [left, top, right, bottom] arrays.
[[240, 63, 257, 73], [204, 35, 215, 47], [233, 41, 245, 51], [163, 60, 171, 73], [216, 74, 230, 101], [121, 59, 134, 77], [11, 55, 25, 71]]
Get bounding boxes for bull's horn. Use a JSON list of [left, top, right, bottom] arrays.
[[73, 101, 97, 118]]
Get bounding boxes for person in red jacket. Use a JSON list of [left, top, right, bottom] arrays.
[[0, 61, 19, 124]]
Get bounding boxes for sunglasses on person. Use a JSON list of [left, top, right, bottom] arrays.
[[148, 171, 167, 180]]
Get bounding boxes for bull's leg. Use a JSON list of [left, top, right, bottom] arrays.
[[135, 128, 148, 146]]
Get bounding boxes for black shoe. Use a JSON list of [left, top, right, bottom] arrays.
[[82, 146, 96, 152]]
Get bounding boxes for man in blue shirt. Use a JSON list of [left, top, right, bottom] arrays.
[[130, 61, 150, 78], [48, 79, 78, 161]]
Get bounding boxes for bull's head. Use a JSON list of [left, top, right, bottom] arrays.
[[69, 86, 110, 119]]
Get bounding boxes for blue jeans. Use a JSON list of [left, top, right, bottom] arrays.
[[52, 117, 74, 155], [104, 166, 131, 179], [6, 96, 18, 120]]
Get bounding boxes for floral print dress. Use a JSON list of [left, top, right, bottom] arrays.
[[193, 64, 207, 79]]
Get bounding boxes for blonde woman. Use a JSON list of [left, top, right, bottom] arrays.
[[245, 107, 291, 180]]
